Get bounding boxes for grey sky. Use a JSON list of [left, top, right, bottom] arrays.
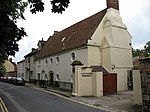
[[12, 0, 150, 62]]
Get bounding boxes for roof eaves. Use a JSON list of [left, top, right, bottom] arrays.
[[24, 50, 39, 58], [36, 43, 87, 60], [17, 59, 25, 64]]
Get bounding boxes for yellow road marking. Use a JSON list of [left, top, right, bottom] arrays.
[[0, 97, 9, 112]]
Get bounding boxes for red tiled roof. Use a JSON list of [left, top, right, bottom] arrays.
[[36, 9, 107, 59], [24, 49, 39, 58]]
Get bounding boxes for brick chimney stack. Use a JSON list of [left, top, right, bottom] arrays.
[[106, 0, 119, 10]]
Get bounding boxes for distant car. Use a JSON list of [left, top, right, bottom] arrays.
[[13, 77, 25, 85], [8, 77, 15, 84], [3, 77, 8, 82], [0, 77, 4, 81]]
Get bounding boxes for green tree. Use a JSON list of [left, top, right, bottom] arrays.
[[0, 63, 6, 77], [144, 41, 150, 57], [28, 0, 70, 14], [132, 48, 141, 57], [132, 41, 150, 58], [0, 0, 27, 63], [0, 0, 70, 64]]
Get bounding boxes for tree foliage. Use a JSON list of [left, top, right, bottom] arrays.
[[0, 63, 6, 77], [0, 0, 27, 64], [0, 0, 70, 64], [28, 0, 70, 14], [144, 41, 150, 57], [51, 0, 70, 13], [133, 41, 150, 58], [132, 48, 141, 57]]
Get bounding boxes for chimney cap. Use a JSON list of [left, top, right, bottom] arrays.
[[106, 0, 119, 10]]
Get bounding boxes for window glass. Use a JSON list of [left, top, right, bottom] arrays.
[[50, 58, 53, 65], [45, 60, 48, 65], [56, 57, 60, 64], [71, 52, 76, 61], [28, 58, 30, 63], [38, 60, 41, 64]]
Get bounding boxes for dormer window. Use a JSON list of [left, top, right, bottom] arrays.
[[38, 60, 41, 67], [56, 57, 60, 65], [61, 37, 66, 42], [28, 57, 30, 63]]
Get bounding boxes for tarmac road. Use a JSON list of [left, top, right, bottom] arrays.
[[0, 82, 106, 112]]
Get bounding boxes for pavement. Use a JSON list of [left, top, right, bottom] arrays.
[[71, 91, 142, 112], [26, 83, 142, 112]]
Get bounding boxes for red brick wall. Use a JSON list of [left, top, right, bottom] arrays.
[[106, 0, 119, 10]]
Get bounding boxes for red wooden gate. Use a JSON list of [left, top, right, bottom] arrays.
[[103, 73, 117, 95]]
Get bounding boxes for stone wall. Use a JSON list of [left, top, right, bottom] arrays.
[[140, 58, 150, 111]]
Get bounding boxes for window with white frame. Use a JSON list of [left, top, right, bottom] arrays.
[[37, 60, 41, 67], [56, 74, 60, 81], [28, 57, 30, 63], [50, 58, 53, 65], [38, 60, 41, 65], [22, 63, 24, 68], [71, 52, 76, 61], [45, 59, 48, 66], [18, 64, 20, 68], [56, 57, 60, 65]]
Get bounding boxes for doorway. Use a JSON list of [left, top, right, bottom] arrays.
[[49, 71, 54, 86]]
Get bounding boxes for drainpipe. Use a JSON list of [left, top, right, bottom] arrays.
[[99, 47, 102, 65]]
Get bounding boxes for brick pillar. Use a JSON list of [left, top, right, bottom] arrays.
[[106, 0, 119, 10]]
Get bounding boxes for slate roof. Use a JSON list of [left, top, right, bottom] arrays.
[[91, 65, 108, 74], [24, 49, 39, 58], [36, 9, 107, 59], [17, 59, 25, 64]]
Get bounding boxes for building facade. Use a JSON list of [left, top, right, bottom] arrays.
[[35, 0, 133, 92], [4, 58, 17, 77], [17, 59, 25, 79], [24, 38, 46, 82]]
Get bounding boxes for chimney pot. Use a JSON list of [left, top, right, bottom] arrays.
[[106, 0, 119, 10]]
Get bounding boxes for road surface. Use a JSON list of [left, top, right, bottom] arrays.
[[0, 82, 105, 112]]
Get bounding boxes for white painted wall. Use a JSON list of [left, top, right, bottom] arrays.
[[35, 8, 133, 92], [133, 70, 142, 105], [17, 61, 25, 79], [88, 46, 101, 66], [72, 66, 103, 97], [92, 72, 103, 97], [103, 8, 132, 91], [35, 47, 88, 82], [24, 55, 36, 81], [88, 8, 133, 91]]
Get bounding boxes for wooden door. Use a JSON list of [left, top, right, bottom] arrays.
[[103, 73, 117, 95]]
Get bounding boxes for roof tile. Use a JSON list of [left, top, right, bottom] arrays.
[[36, 9, 107, 59]]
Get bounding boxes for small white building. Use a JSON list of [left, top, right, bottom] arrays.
[[24, 38, 46, 82], [35, 0, 133, 92], [4, 58, 17, 77], [17, 59, 25, 79]]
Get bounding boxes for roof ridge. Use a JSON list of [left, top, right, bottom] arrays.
[[36, 9, 107, 60], [60, 8, 107, 33]]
